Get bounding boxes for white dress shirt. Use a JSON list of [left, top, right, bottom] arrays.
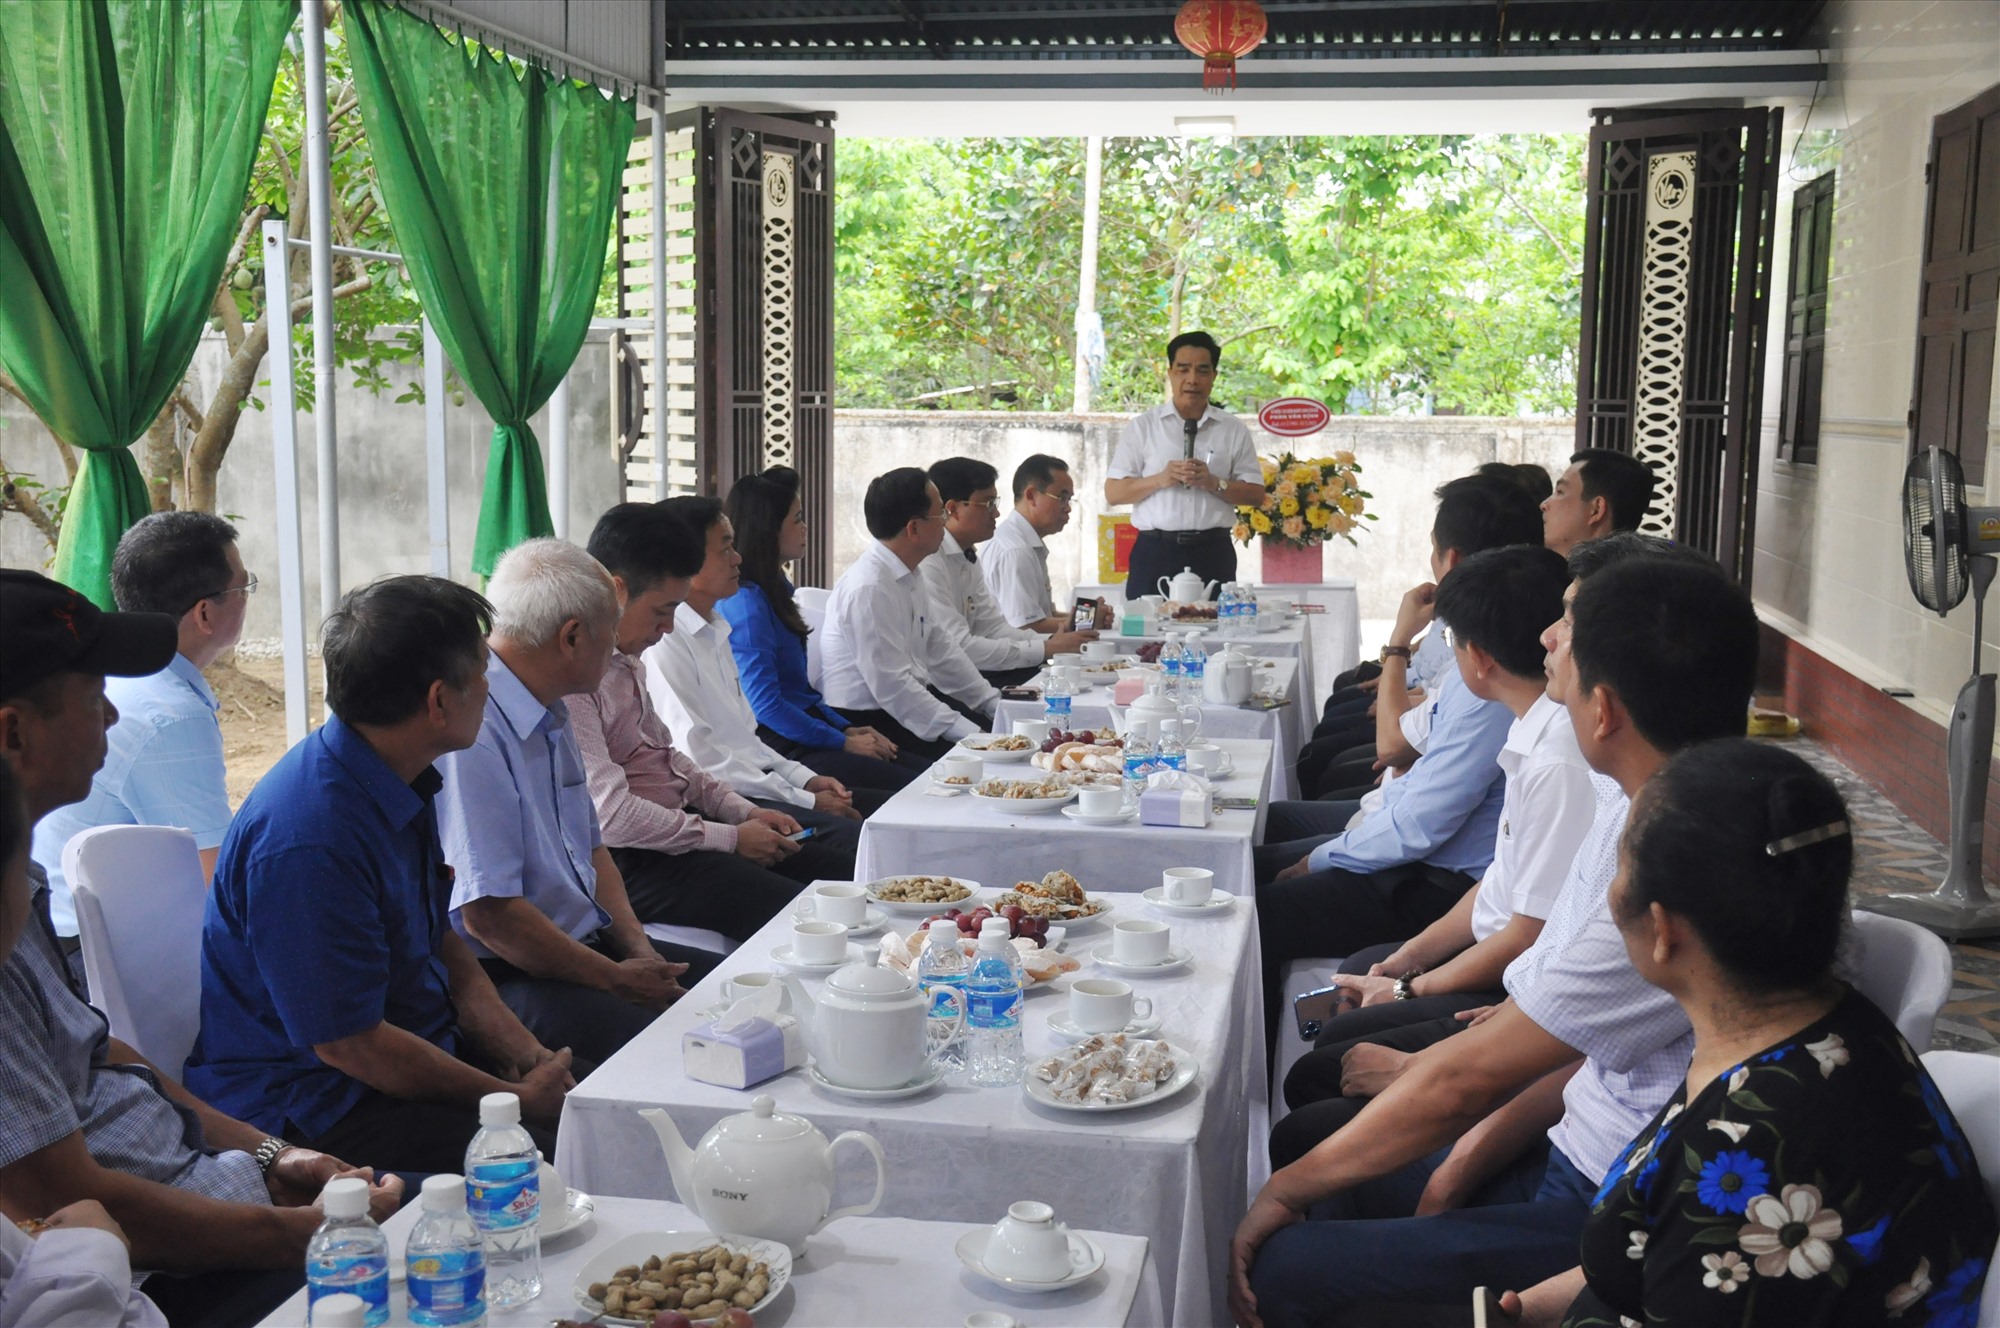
[[0, 1224, 165, 1328], [644, 603, 818, 808], [981, 510, 1059, 628], [1108, 403, 1263, 531], [820, 540, 999, 741], [1466, 693, 1599, 940], [919, 529, 1045, 671]]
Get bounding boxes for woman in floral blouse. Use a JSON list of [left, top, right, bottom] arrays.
[[1497, 738, 1994, 1327]]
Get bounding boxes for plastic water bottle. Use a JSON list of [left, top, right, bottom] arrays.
[[916, 921, 971, 1081], [1182, 635, 1207, 697], [1160, 633, 1186, 700], [1157, 718, 1188, 773], [1218, 583, 1241, 632], [1043, 667, 1073, 732], [464, 1093, 541, 1308], [1122, 721, 1157, 793], [407, 1174, 487, 1327], [306, 1177, 389, 1327], [965, 918, 1025, 1086]]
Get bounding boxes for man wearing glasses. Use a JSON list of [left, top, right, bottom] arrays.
[[983, 454, 1114, 634], [1105, 330, 1268, 597], [31, 512, 253, 988]]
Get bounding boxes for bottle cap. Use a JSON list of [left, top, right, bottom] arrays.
[[321, 1175, 369, 1220], [421, 1174, 467, 1212], [479, 1091, 521, 1127], [311, 1292, 369, 1327], [979, 917, 1011, 942]]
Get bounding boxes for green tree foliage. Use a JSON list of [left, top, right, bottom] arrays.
[[834, 134, 1584, 416]]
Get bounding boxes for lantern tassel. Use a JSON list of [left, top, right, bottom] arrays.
[[1205, 54, 1236, 92]]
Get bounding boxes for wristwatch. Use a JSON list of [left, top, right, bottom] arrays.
[[252, 1136, 293, 1175], [1379, 645, 1412, 664]]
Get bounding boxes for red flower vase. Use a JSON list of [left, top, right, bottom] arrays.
[[1260, 538, 1324, 584]]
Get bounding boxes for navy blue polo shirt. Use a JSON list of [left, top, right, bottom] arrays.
[[184, 716, 462, 1138]]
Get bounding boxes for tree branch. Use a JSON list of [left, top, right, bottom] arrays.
[[0, 459, 60, 549]]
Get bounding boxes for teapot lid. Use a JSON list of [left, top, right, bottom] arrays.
[[824, 959, 917, 997], [715, 1094, 814, 1143]]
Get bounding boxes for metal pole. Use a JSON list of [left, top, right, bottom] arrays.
[[303, 0, 341, 620], [1072, 134, 1104, 415], [261, 220, 311, 746], [422, 317, 451, 577], [649, 101, 670, 498]]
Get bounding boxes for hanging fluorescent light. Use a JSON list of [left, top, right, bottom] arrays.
[[1176, 115, 1237, 138]]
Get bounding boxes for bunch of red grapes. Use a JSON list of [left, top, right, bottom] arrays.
[[1134, 641, 1164, 663], [1036, 728, 1099, 754], [922, 904, 1051, 947]]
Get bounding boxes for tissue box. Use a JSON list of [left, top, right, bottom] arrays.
[[683, 1013, 805, 1090], [1119, 613, 1150, 637], [1140, 787, 1212, 828]]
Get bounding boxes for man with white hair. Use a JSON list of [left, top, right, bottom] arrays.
[[436, 539, 717, 1066]]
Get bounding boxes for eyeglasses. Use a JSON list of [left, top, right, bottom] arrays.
[[958, 497, 1000, 510], [189, 574, 258, 614], [1043, 492, 1076, 507]]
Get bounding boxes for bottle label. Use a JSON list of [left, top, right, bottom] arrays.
[[466, 1160, 539, 1232], [967, 987, 1021, 1025], [308, 1266, 389, 1321], [409, 1250, 487, 1321]]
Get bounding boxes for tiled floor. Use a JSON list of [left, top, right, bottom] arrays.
[[1777, 737, 2000, 1056]]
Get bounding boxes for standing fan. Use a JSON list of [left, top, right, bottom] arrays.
[[1869, 447, 2000, 938]]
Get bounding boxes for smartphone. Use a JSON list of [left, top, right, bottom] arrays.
[[1073, 596, 1100, 631], [787, 826, 817, 842], [1472, 1286, 1507, 1327], [1000, 686, 1041, 701], [1214, 795, 1259, 810], [1292, 984, 1355, 1041]]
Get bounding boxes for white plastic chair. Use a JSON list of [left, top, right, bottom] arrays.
[[1919, 1050, 2000, 1326], [62, 825, 207, 1078], [1849, 910, 1956, 1049], [795, 586, 831, 688]]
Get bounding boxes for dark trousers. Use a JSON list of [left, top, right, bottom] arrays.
[[1298, 735, 1378, 799], [1125, 527, 1237, 601], [759, 725, 929, 784], [980, 663, 1043, 690], [1248, 1143, 1596, 1326], [1256, 862, 1477, 1057], [611, 843, 811, 942], [1263, 798, 1365, 846], [291, 1046, 563, 1176], [746, 797, 871, 880], [479, 934, 717, 1067], [145, 1267, 310, 1328], [832, 691, 990, 764]]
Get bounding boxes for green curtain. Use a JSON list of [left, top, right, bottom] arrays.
[[344, 0, 632, 577], [0, 0, 293, 607]]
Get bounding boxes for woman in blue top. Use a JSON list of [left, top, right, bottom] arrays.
[[719, 466, 924, 789]]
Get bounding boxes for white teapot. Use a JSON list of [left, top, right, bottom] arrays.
[[1157, 567, 1219, 603], [780, 960, 963, 1091], [1203, 650, 1253, 705], [639, 1096, 886, 1255]]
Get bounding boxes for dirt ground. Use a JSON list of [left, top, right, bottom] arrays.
[[209, 655, 323, 804]]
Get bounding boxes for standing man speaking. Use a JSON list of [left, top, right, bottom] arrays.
[[1105, 331, 1267, 596]]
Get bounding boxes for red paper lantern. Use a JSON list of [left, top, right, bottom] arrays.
[[1174, 0, 1268, 93]]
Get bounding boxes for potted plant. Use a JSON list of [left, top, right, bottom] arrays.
[[1231, 450, 1373, 582]]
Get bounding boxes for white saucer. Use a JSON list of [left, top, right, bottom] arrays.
[[1141, 886, 1235, 915], [770, 941, 868, 974], [541, 1188, 597, 1241], [790, 901, 889, 936], [806, 1060, 945, 1099], [1190, 762, 1236, 781], [1047, 1011, 1165, 1043], [1060, 804, 1138, 826], [1088, 943, 1194, 977], [954, 1229, 1106, 1292]]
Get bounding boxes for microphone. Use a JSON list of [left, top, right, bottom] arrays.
[[1183, 416, 1198, 461]]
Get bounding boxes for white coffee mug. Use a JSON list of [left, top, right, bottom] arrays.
[[939, 753, 984, 786], [1110, 918, 1171, 967], [804, 882, 868, 929], [1162, 866, 1215, 906], [1080, 639, 1117, 661], [791, 920, 849, 965], [984, 1201, 1083, 1283], [1076, 784, 1125, 817], [1011, 718, 1050, 746], [1050, 653, 1085, 671], [1185, 743, 1223, 774], [721, 970, 785, 1006], [1070, 977, 1153, 1033]]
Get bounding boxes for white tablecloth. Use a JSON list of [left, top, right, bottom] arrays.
[[854, 738, 1275, 898], [257, 1195, 1161, 1327], [553, 891, 1268, 1327], [994, 657, 1306, 800], [1081, 580, 1363, 709]]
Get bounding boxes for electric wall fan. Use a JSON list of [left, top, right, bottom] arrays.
[[1870, 446, 2000, 938]]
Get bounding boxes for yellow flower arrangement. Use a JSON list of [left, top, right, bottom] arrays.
[[1234, 449, 1373, 550]]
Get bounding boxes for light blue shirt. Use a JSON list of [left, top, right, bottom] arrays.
[[1308, 668, 1511, 876], [31, 655, 231, 936], [436, 656, 608, 958]]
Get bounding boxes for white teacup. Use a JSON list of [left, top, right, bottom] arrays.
[[1080, 639, 1117, 661], [1110, 918, 1171, 967], [1050, 653, 1085, 671], [791, 920, 849, 965], [537, 1156, 565, 1207], [721, 970, 786, 1006], [802, 882, 868, 928], [1185, 743, 1224, 774], [939, 753, 984, 786], [1130, 594, 1165, 615], [1259, 597, 1293, 616], [1162, 866, 1215, 906], [1010, 717, 1050, 746], [1076, 784, 1126, 817], [1070, 977, 1153, 1033], [984, 1201, 1084, 1283]]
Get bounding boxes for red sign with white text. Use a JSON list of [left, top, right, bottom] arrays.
[[1256, 397, 1331, 437]]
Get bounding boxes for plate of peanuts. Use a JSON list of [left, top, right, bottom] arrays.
[[573, 1232, 790, 1325]]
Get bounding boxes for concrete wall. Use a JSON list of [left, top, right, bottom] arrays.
[[827, 411, 1577, 619], [0, 331, 627, 643], [1750, 0, 2000, 725]]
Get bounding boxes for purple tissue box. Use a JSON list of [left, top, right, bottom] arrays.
[[683, 1014, 804, 1090], [1140, 787, 1211, 828]]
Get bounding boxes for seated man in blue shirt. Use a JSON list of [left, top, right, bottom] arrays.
[[439, 540, 720, 1067], [0, 570, 401, 1328], [187, 575, 574, 1179], [33, 513, 249, 988]]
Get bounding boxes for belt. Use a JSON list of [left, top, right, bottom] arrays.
[[1138, 527, 1230, 545]]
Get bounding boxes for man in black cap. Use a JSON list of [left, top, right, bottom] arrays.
[[0, 570, 402, 1328]]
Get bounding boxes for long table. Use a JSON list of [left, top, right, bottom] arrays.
[[854, 738, 1275, 898], [258, 1194, 1162, 1326], [554, 887, 1268, 1326]]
